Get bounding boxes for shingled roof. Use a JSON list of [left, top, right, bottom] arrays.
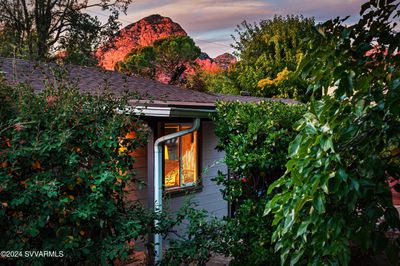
[[0, 57, 295, 107]]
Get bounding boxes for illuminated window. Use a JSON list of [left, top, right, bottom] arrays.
[[163, 123, 198, 189]]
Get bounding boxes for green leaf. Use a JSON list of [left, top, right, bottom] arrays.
[[321, 136, 334, 152], [338, 167, 348, 181], [296, 221, 310, 238], [351, 179, 360, 192], [290, 249, 304, 266], [289, 135, 303, 157], [314, 193, 326, 214]]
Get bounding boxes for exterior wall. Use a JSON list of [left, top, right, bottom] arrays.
[[126, 119, 227, 252], [126, 120, 228, 218], [125, 145, 148, 205], [166, 121, 228, 218]]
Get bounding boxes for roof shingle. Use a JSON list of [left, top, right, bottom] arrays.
[[0, 57, 296, 107]]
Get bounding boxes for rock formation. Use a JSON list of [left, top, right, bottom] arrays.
[[96, 14, 187, 70], [96, 14, 236, 77]]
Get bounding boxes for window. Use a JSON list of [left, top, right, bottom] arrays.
[[163, 123, 198, 190]]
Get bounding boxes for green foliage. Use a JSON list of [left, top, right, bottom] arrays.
[[117, 36, 201, 85], [153, 35, 201, 82], [214, 101, 306, 193], [212, 101, 306, 265], [116, 46, 156, 78], [0, 0, 128, 61], [224, 198, 278, 266], [0, 27, 29, 58], [204, 71, 240, 95], [162, 202, 227, 266], [206, 15, 317, 102], [58, 11, 104, 66], [0, 81, 150, 265], [266, 0, 400, 265]]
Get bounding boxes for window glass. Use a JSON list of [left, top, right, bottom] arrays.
[[164, 124, 197, 189]]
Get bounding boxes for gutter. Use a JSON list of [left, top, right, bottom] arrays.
[[132, 106, 215, 118], [153, 118, 201, 264]]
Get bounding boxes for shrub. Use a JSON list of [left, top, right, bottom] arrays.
[[161, 202, 227, 266], [0, 82, 150, 265], [212, 101, 306, 265]]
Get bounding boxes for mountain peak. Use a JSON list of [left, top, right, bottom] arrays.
[[142, 14, 170, 23], [96, 14, 187, 70], [213, 53, 237, 70]]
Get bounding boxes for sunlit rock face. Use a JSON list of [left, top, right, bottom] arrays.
[[213, 52, 237, 70], [96, 14, 187, 70], [195, 52, 237, 74], [96, 14, 237, 80]]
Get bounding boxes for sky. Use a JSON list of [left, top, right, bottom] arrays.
[[86, 0, 365, 58]]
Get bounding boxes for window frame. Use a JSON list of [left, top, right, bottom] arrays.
[[158, 120, 202, 193]]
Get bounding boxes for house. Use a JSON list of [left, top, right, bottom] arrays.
[[0, 57, 294, 262]]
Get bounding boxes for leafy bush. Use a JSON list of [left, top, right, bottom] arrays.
[[161, 202, 227, 266], [266, 1, 400, 265], [212, 101, 306, 265], [0, 82, 150, 265]]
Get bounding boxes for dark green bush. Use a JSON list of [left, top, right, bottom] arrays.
[[212, 100, 306, 265], [0, 82, 150, 265]]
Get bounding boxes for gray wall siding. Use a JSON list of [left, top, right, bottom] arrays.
[[167, 121, 228, 218]]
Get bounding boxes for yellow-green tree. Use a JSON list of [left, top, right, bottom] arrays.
[[207, 15, 317, 102]]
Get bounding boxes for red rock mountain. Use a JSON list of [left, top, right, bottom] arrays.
[[96, 14, 187, 70], [213, 53, 237, 70], [96, 14, 236, 74]]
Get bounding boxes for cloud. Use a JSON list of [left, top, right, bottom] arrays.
[[124, 0, 274, 33], [96, 0, 368, 57]]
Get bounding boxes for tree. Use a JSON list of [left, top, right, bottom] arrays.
[[117, 36, 201, 85], [207, 15, 317, 102], [153, 36, 201, 85], [116, 46, 156, 78], [0, 0, 131, 60], [266, 0, 400, 264]]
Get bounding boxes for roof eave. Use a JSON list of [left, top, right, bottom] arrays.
[[130, 106, 215, 118]]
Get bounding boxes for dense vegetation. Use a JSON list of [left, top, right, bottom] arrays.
[[204, 15, 317, 102], [266, 0, 400, 264], [212, 101, 306, 265], [0, 82, 151, 264]]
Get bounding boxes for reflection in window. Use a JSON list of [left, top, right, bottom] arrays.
[[164, 124, 197, 189]]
